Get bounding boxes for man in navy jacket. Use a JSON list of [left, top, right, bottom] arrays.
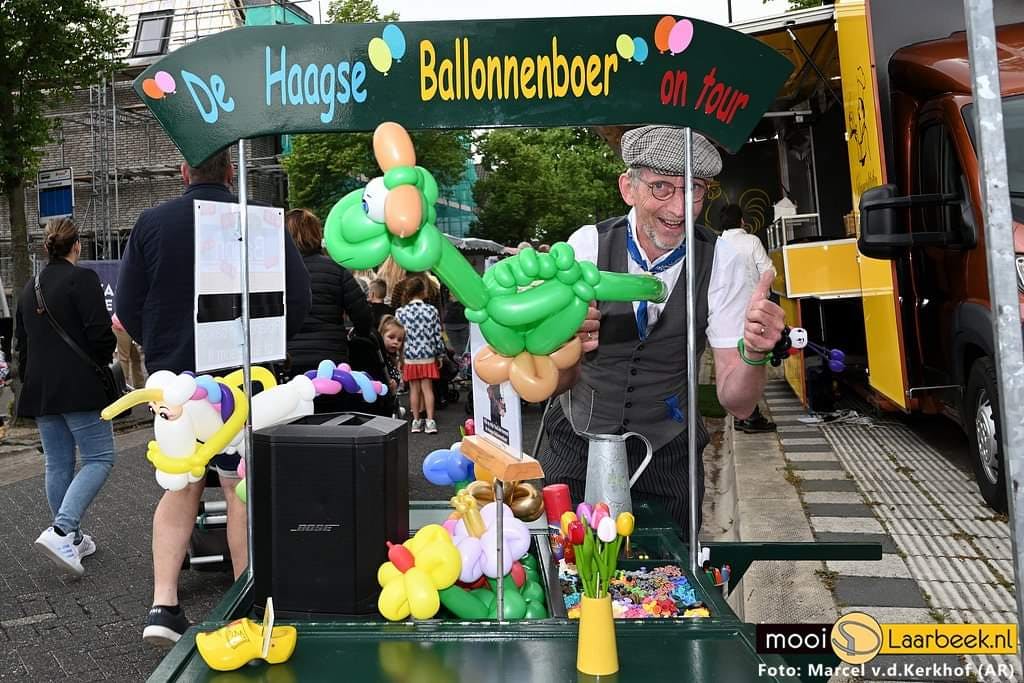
[[115, 150, 311, 645]]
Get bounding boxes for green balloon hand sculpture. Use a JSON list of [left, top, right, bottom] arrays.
[[323, 122, 666, 403]]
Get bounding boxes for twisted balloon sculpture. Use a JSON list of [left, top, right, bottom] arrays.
[[101, 361, 389, 491], [323, 122, 667, 402]]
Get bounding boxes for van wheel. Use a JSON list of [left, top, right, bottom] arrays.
[[965, 357, 1007, 512]]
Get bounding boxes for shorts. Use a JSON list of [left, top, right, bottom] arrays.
[[208, 452, 242, 479]]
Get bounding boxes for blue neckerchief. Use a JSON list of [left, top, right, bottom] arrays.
[[626, 222, 686, 340], [664, 395, 685, 423]]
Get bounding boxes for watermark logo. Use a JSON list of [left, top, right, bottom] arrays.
[[831, 611, 883, 664]]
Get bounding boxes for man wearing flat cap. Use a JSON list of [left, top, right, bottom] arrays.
[[539, 125, 785, 539]]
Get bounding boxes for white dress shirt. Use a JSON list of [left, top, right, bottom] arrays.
[[567, 208, 751, 348], [718, 228, 775, 293]]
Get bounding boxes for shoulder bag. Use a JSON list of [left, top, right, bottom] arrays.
[[34, 271, 122, 404]]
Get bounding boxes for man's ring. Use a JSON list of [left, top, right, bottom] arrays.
[[759, 325, 766, 336], [587, 331, 595, 340]]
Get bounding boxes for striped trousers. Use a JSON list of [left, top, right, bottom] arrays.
[[539, 401, 705, 542]]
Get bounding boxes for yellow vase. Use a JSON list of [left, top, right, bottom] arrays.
[[576, 595, 619, 676]]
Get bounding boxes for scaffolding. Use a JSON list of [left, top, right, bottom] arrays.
[[1, 0, 315, 288]]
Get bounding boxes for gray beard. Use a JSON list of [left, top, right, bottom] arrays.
[[641, 220, 685, 252]]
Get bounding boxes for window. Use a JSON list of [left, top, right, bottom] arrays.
[[964, 96, 1024, 222], [133, 11, 173, 58], [914, 121, 969, 237]]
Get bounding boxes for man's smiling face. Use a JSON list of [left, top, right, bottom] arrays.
[[619, 169, 708, 258]]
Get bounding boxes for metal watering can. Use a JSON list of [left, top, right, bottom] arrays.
[[583, 431, 654, 516]]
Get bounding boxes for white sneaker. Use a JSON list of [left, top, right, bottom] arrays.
[[411, 419, 423, 433], [34, 527, 84, 576], [424, 419, 438, 434], [76, 534, 96, 560]]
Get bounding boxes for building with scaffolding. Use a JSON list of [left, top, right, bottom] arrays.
[[0, 0, 316, 293]]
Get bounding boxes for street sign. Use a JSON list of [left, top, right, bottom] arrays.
[[36, 168, 74, 225]]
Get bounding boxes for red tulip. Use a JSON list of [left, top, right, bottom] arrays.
[[567, 520, 585, 546]]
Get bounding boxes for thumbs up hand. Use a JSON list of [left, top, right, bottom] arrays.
[[743, 271, 785, 356]]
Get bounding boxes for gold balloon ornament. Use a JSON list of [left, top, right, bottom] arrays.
[[465, 480, 544, 522]]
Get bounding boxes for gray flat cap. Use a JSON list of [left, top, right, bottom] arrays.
[[621, 126, 723, 178]]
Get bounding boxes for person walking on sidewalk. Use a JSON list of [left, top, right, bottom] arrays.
[[395, 275, 444, 434], [15, 218, 117, 577], [718, 203, 777, 434], [115, 149, 311, 645]]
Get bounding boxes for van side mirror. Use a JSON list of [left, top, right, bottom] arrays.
[[858, 184, 958, 259], [858, 185, 912, 260]]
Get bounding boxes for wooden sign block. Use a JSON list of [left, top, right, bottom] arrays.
[[460, 435, 544, 483]]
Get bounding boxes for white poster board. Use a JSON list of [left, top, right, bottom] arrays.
[[470, 326, 523, 458], [194, 200, 286, 372]]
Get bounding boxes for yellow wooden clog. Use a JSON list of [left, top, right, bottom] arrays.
[[196, 618, 297, 671]]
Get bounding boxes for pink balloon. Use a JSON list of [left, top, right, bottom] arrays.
[[442, 518, 459, 535], [311, 377, 341, 395], [668, 19, 694, 54], [154, 70, 176, 94]]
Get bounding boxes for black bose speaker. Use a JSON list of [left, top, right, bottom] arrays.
[[252, 412, 408, 618]]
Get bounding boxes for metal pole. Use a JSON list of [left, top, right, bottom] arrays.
[[965, 0, 1024, 658], [684, 127, 698, 574], [111, 74, 120, 253], [495, 479, 505, 622], [238, 141, 256, 581]]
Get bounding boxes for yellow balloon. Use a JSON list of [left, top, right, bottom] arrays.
[[616, 34, 635, 60], [368, 37, 393, 74]]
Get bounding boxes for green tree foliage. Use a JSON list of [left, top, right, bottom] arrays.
[[283, 0, 468, 221], [764, 0, 825, 10], [327, 0, 397, 23], [0, 0, 125, 299], [472, 128, 626, 245], [284, 129, 472, 222]]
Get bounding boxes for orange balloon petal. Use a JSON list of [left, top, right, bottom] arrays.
[[508, 353, 558, 404], [474, 346, 512, 385], [384, 185, 423, 237], [373, 122, 416, 171], [654, 16, 676, 53], [549, 337, 582, 370], [142, 79, 164, 99]]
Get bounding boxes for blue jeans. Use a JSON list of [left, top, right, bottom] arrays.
[[37, 411, 115, 537]]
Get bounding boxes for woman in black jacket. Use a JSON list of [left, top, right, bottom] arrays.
[[285, 209, 373, 412], [15, 219, 117, 577]]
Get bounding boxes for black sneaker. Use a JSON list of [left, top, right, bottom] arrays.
[[736, 416, 777, 434], [143, 606, 189, 646]]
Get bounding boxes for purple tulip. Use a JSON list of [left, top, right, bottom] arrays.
[[576, 502, 594, 527]]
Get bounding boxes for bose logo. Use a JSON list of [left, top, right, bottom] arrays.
[[289, 524, 341, 532]]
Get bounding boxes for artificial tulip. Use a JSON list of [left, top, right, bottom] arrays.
[[616, 512, 635, 537], [567, 520, 586, 546], [590, 507, 608, 530], [596, 516, 617, 543], [576, 502, 594, 527], [560, 510, 577, 537]]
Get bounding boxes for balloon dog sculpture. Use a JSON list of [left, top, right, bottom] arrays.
[[101, 363, 388, 491], [323, 122, 667, 403]]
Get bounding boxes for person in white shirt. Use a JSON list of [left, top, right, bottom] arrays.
[[540, 126, 785, 538], [718, 203, 778, 434]]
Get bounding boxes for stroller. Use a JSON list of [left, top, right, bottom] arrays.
[[434, 346, 462, 409], [347, 330, 400, 418]]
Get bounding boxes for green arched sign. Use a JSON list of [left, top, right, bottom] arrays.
[[134, 15, 792, 165]]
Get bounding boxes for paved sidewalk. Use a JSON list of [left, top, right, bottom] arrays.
[[763, 381, 1018, 682]]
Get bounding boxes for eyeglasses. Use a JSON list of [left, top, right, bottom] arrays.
[[640, 178, 708, 202]]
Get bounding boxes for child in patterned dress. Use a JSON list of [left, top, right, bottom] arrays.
[[395, 275, 444, 434]]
